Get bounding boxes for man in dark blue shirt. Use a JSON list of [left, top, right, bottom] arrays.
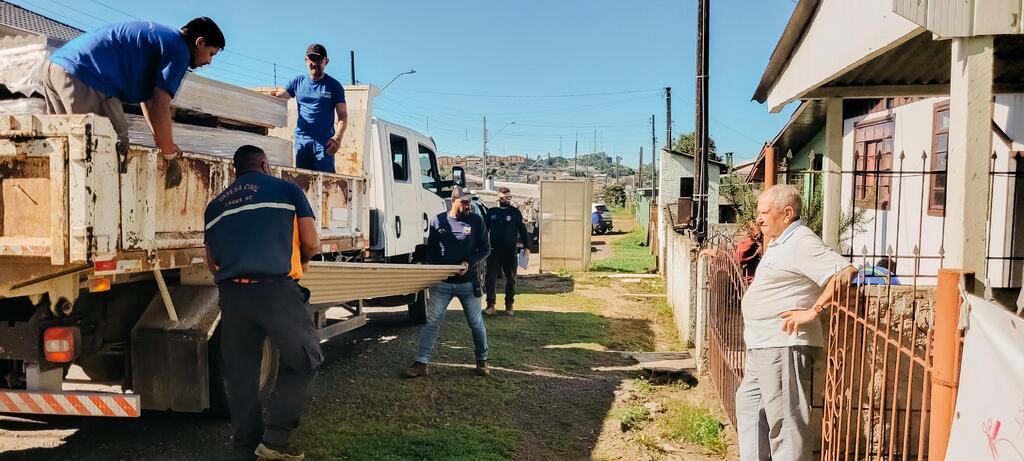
[[273, 44, 348, 173], [484, 187, 530, 316], [45, 18, 224, 160], [204, 145, 321, 461], [403, 186, 491, 378]]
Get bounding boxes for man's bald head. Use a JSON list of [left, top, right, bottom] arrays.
[[233, 145, 268, 173]]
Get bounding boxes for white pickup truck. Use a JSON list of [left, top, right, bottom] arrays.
[[0, 86, 466, 417]]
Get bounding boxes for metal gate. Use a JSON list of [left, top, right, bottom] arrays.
[[700, 233, 748, 428]]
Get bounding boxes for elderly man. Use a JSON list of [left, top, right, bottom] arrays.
[[736, 185, 856, 461]]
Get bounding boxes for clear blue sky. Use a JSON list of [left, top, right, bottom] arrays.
[[13, 0, 799, 165]]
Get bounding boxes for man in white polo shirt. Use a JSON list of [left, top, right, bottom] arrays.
[[736, 185, 856, 461]]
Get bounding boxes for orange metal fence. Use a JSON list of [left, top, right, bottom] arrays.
[[701, 233, 748, 428]]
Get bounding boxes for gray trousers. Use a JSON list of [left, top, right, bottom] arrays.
[[736, 346, 820, 461], [41, 61, 130, 145], [218, 280, 324, 452]]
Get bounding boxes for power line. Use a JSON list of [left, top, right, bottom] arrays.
[[390, 87, 661, 99], [85, 0, 141, 19]]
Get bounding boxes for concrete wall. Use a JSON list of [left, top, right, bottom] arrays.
[[664, 230, 698, 347]]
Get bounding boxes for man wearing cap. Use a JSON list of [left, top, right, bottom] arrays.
[[204, 145, 322, 460], [273, 44, 348, 173], [403, 186, 491, 378]]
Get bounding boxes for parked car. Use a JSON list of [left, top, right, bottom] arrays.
[[592, 203, 613, 234]]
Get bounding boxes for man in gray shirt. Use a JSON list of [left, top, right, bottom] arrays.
[[736, 185, 856, 461]]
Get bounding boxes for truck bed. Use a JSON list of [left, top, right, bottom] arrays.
[[0, 114, 364, 292]]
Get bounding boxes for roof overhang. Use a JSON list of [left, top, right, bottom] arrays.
[[754, 0, 924, 112]]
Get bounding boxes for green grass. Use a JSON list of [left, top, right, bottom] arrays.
[[588, 232, 657, 274], [615, 405, 651, 432], [302, 424, 517, 461], [633, 377, 654, 399], [659, 401, 727, 455]]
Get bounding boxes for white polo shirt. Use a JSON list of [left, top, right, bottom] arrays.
[[740, 221, 851, 349]]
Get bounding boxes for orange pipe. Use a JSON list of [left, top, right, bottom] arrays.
[[764, 147, 777, 188], [929, 268, 965, 461]]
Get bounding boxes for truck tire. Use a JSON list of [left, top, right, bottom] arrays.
[[408, 289, 429, 324], [207, 331, 280, 418]]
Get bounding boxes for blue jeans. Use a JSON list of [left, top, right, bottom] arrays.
[[294, 135, 335, 173], [415, 282, 489, 364]]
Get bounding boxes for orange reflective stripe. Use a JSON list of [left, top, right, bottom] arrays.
[[0, 393, 18, 412], [113, 396, 138, 417], [18, 393, 42, 413], [65, 395, 89, 415], [42, 394, 66, 414], [89, 395, 115, 416]]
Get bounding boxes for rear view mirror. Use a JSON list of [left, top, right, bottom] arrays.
[[452, 166, 466, 187]]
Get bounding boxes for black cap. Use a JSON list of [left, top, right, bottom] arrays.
[[306, 43, 327, 58]]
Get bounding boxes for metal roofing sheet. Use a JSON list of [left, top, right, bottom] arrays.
[[303, 262, 464, 305]]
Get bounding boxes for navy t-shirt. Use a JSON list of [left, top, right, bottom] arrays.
[[427, 212, 490, 284], [285, 73, 346, 142], [50, 21, 190, 103], [204, 172, 315, 284]]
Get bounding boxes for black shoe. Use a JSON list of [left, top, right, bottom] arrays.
[[402, 361, 429, 378], [255, 442, 304, 461], [475, 360, 490, 376]]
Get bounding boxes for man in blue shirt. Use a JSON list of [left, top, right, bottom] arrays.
[[273, 44, 348, 173], [204, 145, 321, 461], [44, 18, 225, 160], [403, 186, 491, 379]]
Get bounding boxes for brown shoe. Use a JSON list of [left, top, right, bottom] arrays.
[[505, 307, 515, 317], [474, 360, 490, 376], [484, 304, 496, 316], [402, 361, 429, 378]]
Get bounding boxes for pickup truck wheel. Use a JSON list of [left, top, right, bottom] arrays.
[[408, 289, 428, 324], [208, 332, 280, 418]]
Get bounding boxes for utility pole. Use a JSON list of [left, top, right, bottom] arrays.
[[693, 0, 710, 239], [559, 136, 563, 158], [574, 130, 579, 176], [482, 116, 488, 183], [638, 146, 644, 189], [665, 87, 672, 152], [593, 128, 597, 155], [350, 50, 356, 85], [651, 115, 658, 193], [425, 115, 429, 133]]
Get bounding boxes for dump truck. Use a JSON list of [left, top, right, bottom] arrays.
[[0, 86, 468, 417]]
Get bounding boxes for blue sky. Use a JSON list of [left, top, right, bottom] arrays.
[[13, 0, 798, 165]]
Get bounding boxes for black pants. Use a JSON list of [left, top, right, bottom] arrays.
[[218, 280, 324, 452], [485, 250, 519, 308]]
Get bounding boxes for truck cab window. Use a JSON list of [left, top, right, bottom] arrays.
[[418, 144, 440, 192], [390, 134, 409, 182]]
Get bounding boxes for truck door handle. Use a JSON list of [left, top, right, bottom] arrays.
[[395, 217, 402, 238], [423, 213, 429, 232]]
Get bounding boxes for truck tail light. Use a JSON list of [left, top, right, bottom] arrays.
[[43, 327, 79, 363], [88, 276, 111, 292]]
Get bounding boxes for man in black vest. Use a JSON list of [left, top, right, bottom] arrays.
[[484, 187, 530, 316], [403, 186, 491, 378]]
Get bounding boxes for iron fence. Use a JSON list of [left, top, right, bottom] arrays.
[[700, 230, 748, 428]]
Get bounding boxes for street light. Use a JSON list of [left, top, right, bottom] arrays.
[[483, 121, 515, 186], [377, 69, 416, 95]]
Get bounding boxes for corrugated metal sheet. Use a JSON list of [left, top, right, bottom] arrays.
[[893, 0, 1024, 37], [302, 262, 463, 304]]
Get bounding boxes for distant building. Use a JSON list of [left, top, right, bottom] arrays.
[[505, 155, 527, 165], [438, 156, 457, 167]]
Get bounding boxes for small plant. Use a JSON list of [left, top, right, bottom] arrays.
[[616, 405, 651, 432], [633, 377, 654, 398], [660, 402, 726, 455], [555, 267, 573, 278], [633, 433, 661, 452]]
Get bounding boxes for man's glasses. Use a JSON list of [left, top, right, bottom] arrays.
[[307, 55, 325, 63]]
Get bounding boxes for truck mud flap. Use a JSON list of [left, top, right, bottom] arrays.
[[130, 285, 220, 413]]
